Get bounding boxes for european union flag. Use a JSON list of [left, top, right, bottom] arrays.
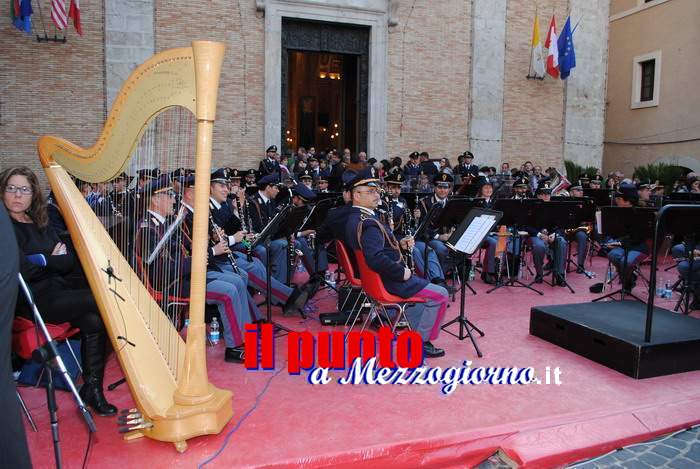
[[557, 16, 576, 80]]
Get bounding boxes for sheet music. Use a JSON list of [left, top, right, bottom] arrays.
[[454, 214, 496, 254]]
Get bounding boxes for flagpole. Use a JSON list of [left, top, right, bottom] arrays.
[[527, 5, 535, 79], [572, 17, 582, 34]]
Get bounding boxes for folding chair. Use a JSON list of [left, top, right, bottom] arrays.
[[354, 250, 426, 333]]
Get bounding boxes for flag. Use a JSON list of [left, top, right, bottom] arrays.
[[544, 15, 559, 79], [11, 0, 32, 34], [530, 12, 545, 78], [50, 0, 67, 30], [557, 16, 576, 79], [68, 0, 82, 35]]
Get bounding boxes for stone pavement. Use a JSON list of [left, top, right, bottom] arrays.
[[476, 425, 700, 468]]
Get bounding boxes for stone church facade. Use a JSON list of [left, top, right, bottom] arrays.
[[1, 0, 610, 176]]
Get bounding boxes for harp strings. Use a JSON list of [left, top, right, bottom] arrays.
[[85, 107, 196, 379]]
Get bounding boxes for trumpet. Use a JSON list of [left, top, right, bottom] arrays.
[[209, 213, 241, 275]]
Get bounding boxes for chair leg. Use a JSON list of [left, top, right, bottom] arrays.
[[16, 389, 37, 432]]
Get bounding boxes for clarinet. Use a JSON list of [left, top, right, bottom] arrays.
[[235, 193, 255, 262], [209, 213, 241, 275], [244, 200, 255, 262], [402, 202, 416, 273]]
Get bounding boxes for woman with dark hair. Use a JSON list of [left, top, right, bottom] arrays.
[[438, 157, 453, 176], [0, 166, 116, 416]]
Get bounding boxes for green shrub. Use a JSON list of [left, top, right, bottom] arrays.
[[633, 162, 688, 193], [564, 160, 599, 183]]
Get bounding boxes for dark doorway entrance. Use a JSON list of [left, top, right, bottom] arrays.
[[287, 51, 358, 152], [281, 19, 369, 156]]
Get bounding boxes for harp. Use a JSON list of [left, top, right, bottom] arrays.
[[36, 41, 231, 452]]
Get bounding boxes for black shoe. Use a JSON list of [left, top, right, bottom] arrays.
[[225, 346, 245, 363], [80, 332, 117, 416], [422, 341, 445, 358], [481, 272, 496, 285], [533, 275, 544, 284], [283, 286, 309, 317], [554, 274, 566, 287]]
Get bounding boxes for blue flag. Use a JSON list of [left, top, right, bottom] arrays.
[[557, 16, 576, 79]]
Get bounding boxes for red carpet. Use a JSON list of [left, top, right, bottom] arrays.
[[19, 256, 700, 468]]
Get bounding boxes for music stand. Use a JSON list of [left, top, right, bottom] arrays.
[[486, 199, 544, 295], [440, 208, 501, 356], [299, 198, 336, 291], [413, 202, 441, 280], [583, 188, 615, 207], [652, 205, 700, 317], [428, 198, 484, 295], [251, 205, 295, 332], [593, 206, 656, 303]]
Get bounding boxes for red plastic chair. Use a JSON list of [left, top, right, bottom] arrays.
[[336, 241, 374, 329], [354, 249, 426, 333], [12, 317, 80, 361]]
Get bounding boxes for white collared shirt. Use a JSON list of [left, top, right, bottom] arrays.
[[147, 210, 166, 226]]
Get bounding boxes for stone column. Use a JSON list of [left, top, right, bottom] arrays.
[[104, 0, 155, 110], [468, 0, 507, 167], [562, 0, 610, 170]]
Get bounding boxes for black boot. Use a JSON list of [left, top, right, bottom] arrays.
[[79, 333, 117, 416]]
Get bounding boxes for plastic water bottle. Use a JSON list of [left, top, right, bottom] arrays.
[[655, 282, 665, 298], [663, 280, 673, 299], [468, 265, 476, 281], [325, 270, 336, 287], [209, 317, 220, 346]]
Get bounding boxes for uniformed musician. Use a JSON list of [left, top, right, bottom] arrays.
[[415, 172, 455, 270], [208, 169, 310, 316], [384, 172, 446, 288], [607, 184, 649, 291], [525, 183, 568, 285], [344, 167, 448, 358], [178, 175, 262, 362]]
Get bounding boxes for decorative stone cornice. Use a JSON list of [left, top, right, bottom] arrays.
[[255, 0, 399, 26]]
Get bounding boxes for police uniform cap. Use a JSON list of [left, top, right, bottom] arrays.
[[257, 173, 282, 188], [292, 183, 317, 202], [299, 169, 313, 180], [137, 168, 160, 180], [535, 182, 552, 195], [384, 172, 406, 185], [211, 168, 230, 184], [463, 151, 474, 159], [266, 145, 278, 153], [169, 168, 186, 180], [348, 166, 380, 190], [140, 174, 172, 196], [113, 171, 133, 182], [181, 175, 196, 188], [229, 168, 241, 179], [434, 172, 454, 186], [513, 176, 529, 188], [570, 184, 583, 191], [409, 151, 420, 159], [615, 183, 639, 201], [245, 169, 258, 178]]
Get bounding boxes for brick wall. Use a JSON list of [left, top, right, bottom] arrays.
[[0, 0, 105, 186], [502, 0, 568, 171], [2, 0, 610, 181]]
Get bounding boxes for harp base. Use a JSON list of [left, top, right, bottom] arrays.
[[140, 385, 233, 452]]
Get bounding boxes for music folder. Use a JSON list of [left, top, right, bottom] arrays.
[[445, 208, 502, 255]]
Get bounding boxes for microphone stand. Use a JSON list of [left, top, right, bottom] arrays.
[[17, 273, 96, 469]]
